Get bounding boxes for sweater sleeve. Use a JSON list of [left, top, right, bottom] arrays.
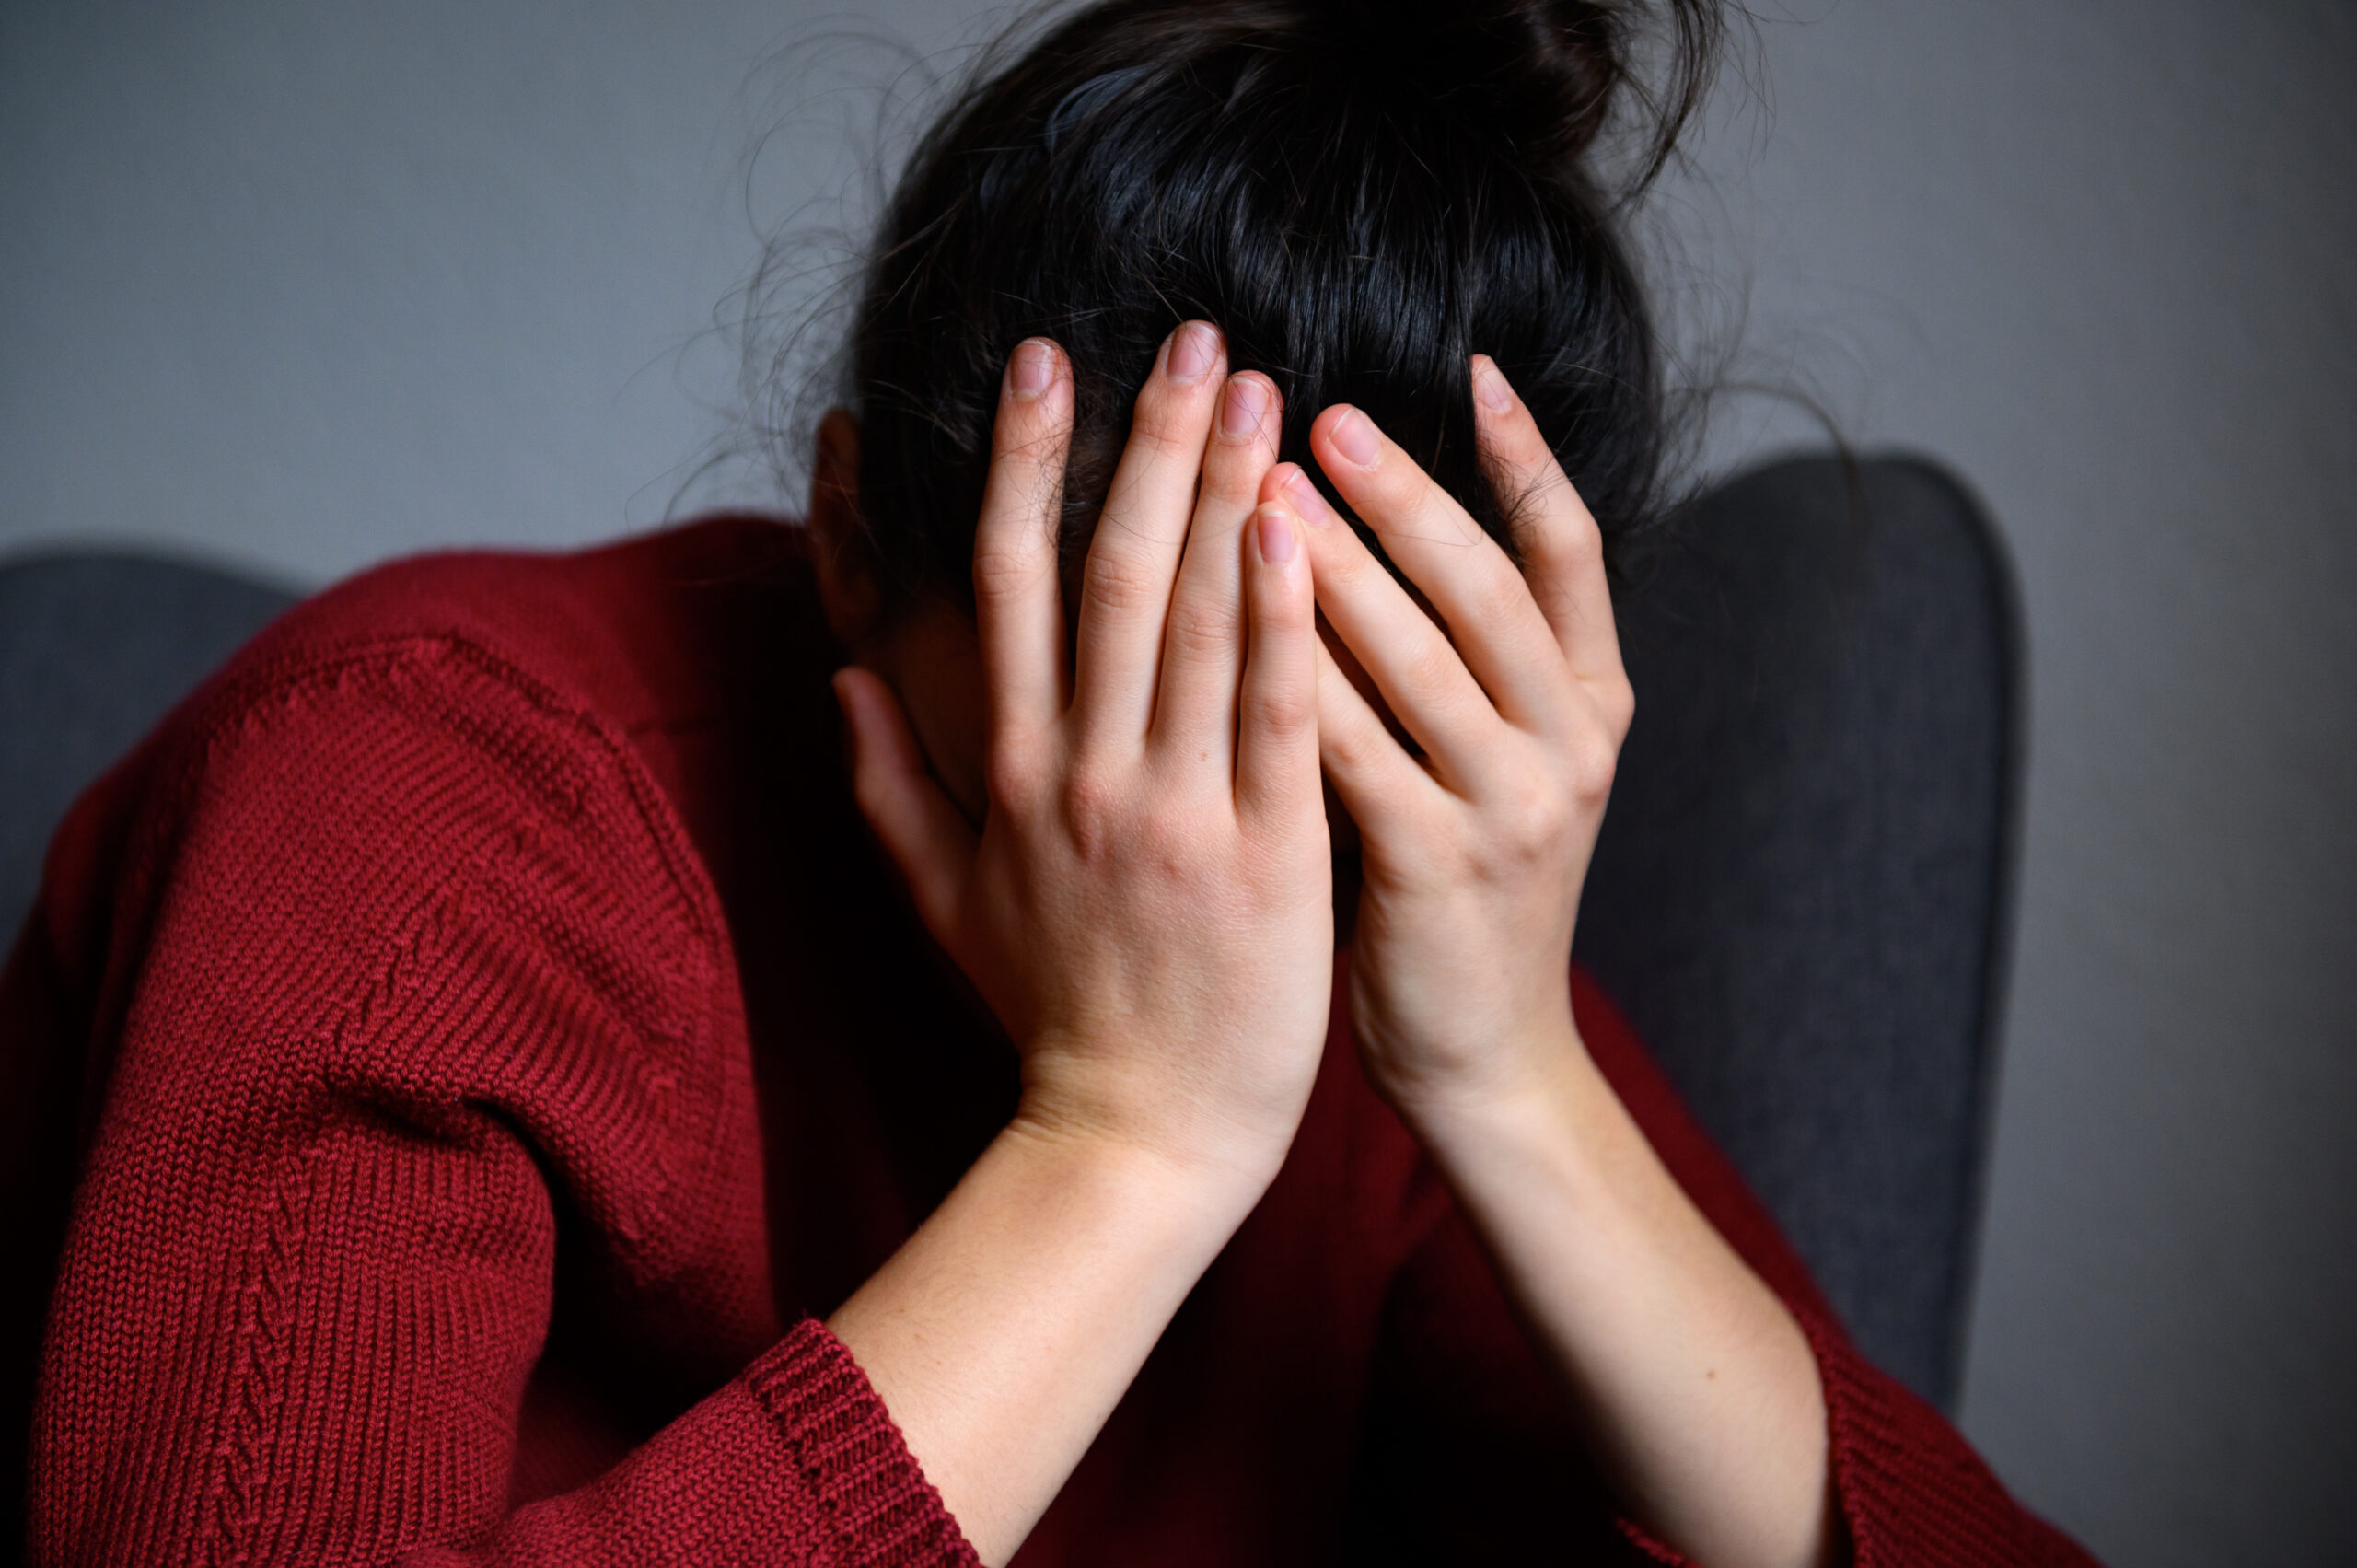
[[20, 635, 979, 1568], [1354, 968, 2099, 1568]]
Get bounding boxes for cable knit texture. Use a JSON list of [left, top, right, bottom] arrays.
[[1, 517, 2096, 1566]]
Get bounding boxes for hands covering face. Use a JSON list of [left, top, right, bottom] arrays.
[[835, 325, 1332, 1182], [1270, 358, 1635, 1122], [836, 322, 1632, 1169]]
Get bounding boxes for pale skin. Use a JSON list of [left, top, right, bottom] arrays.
[[815, 322, 1841, 1568]]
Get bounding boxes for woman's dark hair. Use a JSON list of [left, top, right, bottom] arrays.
[[842, 0, 1723, 601]]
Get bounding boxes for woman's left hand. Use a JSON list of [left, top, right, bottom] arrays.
[[1266, 358, 1838, 1568], [1262, 354, 1631, 1125]]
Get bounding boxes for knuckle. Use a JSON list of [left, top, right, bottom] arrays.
[[992, 416, 1066, 464], [1249, 685, 1315, 742], [1132, 805, 1198, 871], [1471, 562, 1533, 626], [1498, 418, 1552, 468], [984, 745, 1042, 808], [972, 540, 1042, 601], [1164, 598, 1240, 662], [1399, 638, 1463, 702], [1318, 545, 1368, 598], [1058, 761, 1127, 844], [1566, 733, 1619, 805], [1120, 393, 1207, 461], [1541, 512, 1605, 575], [1332, 535, 1392, 591], [1401, 487, 1470, 546], [1129, 423, 1197, 463], [1328, 715, 1387, 774], [1198, 458, 1261, 508], [1601, 679, 1635, 741], [1504, 777, 1572, 850], [1081, 550, 1163, 618]]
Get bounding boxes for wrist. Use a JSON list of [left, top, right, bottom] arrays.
[[1378, 1010, 1600, 1152], [1381, 1016, 1672, 1248], [1001, 1093, 1284, 1231], [830, 1086, 1277, 1564], [1009, 1046, 1305, 1205]]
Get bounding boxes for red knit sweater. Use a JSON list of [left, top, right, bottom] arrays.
[[1, 517, 2095, 1567]]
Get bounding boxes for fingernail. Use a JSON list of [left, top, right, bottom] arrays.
[[1221, 374, 1271, 439], [1280, 466, 1336, 527], [1257, 505, 1296, 564], [1167, 321, 1219, 384], [1329, 408, 1380, 468], [1009, 339, 1054, 400], [1472, 355, 1515, 413]]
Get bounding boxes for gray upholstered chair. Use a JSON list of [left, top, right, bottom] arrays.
[[0, 551, 298, 938], [0, 451, 2019, 1413]]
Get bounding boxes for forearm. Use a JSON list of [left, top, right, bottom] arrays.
[[1402, 1033, 1838, 1568], [827, 1115, 1271, 1566]]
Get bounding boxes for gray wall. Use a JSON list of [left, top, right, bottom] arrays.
[[1647, 9, 2357, 1563], [3, 3, 2351, 1563]]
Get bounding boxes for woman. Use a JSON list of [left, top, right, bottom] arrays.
[[2, 0, 2094, 1563]]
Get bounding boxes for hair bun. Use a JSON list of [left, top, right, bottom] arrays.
[[1313, 0, 1720, 180]]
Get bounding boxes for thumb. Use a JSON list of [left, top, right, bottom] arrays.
[[833, 667, 976, 944]]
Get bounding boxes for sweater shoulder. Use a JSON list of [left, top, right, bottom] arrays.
[[215, 514, 807, 735], [132, 514, 807, 903], [49, 519, 814, 1061], [157, 566, 689, 918], [34, 527, 807, 1273]]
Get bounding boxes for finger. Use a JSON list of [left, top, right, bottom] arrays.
[[1469, 354, 1628, 701], [973, 338, 1074, 747], [835, 667, 976, 944], [1307, 401, 1575, 735], [1312, 637, 1441, 833], [1153, 371, 1282, 765], [1072, 320, 1226, 745], [1267, 464, 1504, 790], [1233, 501, 1320, 826]]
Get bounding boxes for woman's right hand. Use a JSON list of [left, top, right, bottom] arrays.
[[834, 322, 1332, 1191]]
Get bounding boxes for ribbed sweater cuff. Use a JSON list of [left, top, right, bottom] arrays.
[[1606, 1305, 2033, 1568], [1797, 1306, 2090, 1566], [1791, 1313, 1955, 1564], [744, 1318, 984, 1568]]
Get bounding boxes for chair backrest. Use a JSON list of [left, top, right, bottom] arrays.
[[1574, 453, 2022, 1412], [0, 552, 298, 944]]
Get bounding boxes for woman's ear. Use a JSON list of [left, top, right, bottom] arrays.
[[809, 408, 882, 647]]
